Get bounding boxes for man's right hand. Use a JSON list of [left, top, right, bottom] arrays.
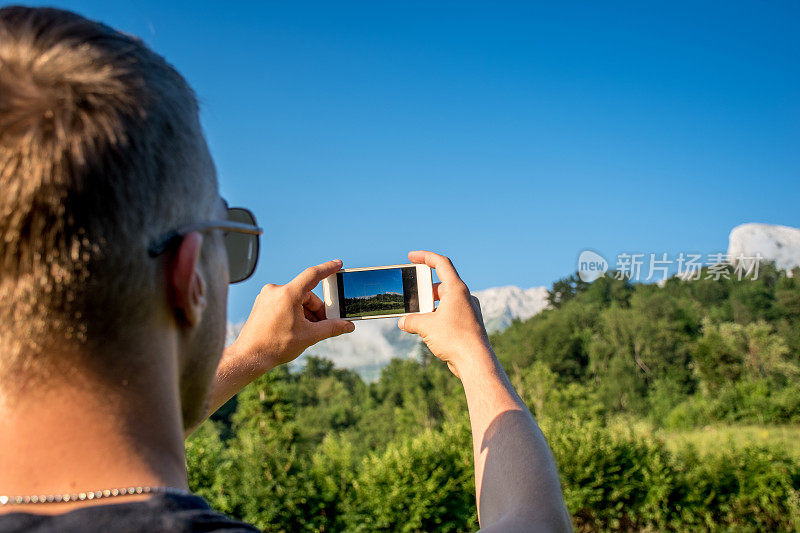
[[230, 259, 355, 371], [195, 259, 355, 435], [398, 250, 490, 379]]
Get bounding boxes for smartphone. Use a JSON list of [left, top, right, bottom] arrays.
[[322, 263, 434, 320]]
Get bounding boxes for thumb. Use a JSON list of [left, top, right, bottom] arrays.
[[398, 312, 430, 336], [310, 319, 355, 343]]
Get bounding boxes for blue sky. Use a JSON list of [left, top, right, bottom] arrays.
[[28, 1, 800, 321], [343, 269, 404, 299]]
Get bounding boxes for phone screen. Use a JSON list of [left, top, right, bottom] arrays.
[[336, 267, 419, 318]]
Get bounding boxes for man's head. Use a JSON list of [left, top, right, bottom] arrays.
[[0, 6, 228, 428]]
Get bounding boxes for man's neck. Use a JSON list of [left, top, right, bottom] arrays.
[[0, 342, 189, 516]]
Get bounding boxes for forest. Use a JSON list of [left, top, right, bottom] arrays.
[[186, 262, 800, 531], [343, 292, 405, 317]]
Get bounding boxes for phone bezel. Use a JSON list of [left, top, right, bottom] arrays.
[[322, 263, 434, 321]]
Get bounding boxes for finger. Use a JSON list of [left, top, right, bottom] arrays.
[[408, 251, 464, 287], [470, 295, 485, 322], [309, 319, 355, 343], [303, 291, 327, 321], [289, 259, 343, 295], [446, 361, 460, 379], [398, 312, 431, 336], [432, 282, 442, 301], [303, 307, 318, 322]]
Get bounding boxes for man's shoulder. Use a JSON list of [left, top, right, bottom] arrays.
[[0, 492, 260, 533]]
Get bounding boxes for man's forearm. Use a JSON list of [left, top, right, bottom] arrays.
[[185, 344, 272, 437], [458, 345, 571, 532], [210, 346, 265, 414]]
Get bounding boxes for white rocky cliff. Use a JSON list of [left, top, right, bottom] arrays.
[[728, 223, 800, 271]]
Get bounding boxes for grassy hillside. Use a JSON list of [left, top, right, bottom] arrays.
[[187, 262, 800, 531]]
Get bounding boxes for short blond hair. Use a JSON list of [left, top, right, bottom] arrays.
[[0, 6, 216, 375]]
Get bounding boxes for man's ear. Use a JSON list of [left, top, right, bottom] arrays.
[[169, 232, 207, 327]]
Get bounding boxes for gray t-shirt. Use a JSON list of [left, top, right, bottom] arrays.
[[0, 492, 260, 532]]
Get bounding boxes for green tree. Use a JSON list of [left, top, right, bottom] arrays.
[[548, 273, 588, 308]]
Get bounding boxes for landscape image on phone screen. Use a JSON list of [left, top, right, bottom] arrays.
[[338, 267, 418, 318]]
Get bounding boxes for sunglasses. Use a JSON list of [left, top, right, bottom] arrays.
[[148, 207, 263, 283]]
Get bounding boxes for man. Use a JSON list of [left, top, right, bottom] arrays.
[[0, 6, 571, 532]]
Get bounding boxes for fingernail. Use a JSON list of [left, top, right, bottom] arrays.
[[333, 259, 343, 265], [398, 317, 405, 329]]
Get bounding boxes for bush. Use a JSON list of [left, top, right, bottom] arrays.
[[679, 445, 800, 531], [662, 380, 800, 429], [341, 422, 477, 532], [662, 396, 714, 429], [545, 416, 678, 530], [544, 416, 800, 531]]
